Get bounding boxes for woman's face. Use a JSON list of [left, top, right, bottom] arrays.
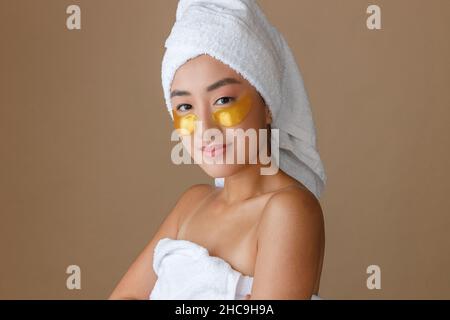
[[170, 54, 271, 179]]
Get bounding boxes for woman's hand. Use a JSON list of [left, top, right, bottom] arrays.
[[244, 294, 251, 300]]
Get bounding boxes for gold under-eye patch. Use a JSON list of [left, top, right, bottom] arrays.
[[173, 91, 253, 135], [173, 112, 198, 136], [212, 92, 253, 127]]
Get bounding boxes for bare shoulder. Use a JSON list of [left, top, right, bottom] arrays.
[[108, 184, 216, 299], [178, 184, 215, 206], [251, 186, 325, 299], [265, 185, 323, 218], [186, 183, 216, 195], [174, 184, 216, 225], [256, 185, 324, 240]]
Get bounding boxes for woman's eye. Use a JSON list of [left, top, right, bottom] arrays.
[[215, 97, 234, 105], [176, 104, 192, 112]]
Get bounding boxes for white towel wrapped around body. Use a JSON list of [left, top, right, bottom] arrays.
[[149, 237, 323, 300]]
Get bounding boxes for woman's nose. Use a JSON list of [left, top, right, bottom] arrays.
[[195, 106, 218, 135]]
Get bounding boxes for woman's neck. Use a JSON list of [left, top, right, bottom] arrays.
[[218, 163, 298, 205], [220, 164, 265, 204]]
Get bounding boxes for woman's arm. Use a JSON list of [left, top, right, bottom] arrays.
[[249, 188, 325, 300], [108, 184, 214, 300]]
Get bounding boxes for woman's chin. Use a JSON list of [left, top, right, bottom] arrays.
[[200, 163, 246, 179]]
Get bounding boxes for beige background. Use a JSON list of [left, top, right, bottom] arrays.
[[0, 0, 449, 299]]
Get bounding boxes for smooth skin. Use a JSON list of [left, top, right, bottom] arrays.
[[109, 54, 325, 300]]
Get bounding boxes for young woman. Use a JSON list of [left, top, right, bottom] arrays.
[[110, 0, 326, 300]]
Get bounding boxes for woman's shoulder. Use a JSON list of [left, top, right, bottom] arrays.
[[173, 184, 216, 226], [267, 184, 322, 213], [180, 183, 216, 199], [257, 184, 324, 235], [174, 184, 216, 210]]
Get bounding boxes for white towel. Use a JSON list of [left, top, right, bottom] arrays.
[[149, 238, 323, 300], [161, 0, 326, 199]]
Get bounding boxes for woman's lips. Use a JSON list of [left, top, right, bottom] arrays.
[[201, 143, 230, 158]]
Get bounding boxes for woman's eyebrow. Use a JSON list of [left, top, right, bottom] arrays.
[[170, 77, 241, 98], [206, 77, 241, 92]]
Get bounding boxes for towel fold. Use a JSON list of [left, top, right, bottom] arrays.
[[150, 238, 253, 299]]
